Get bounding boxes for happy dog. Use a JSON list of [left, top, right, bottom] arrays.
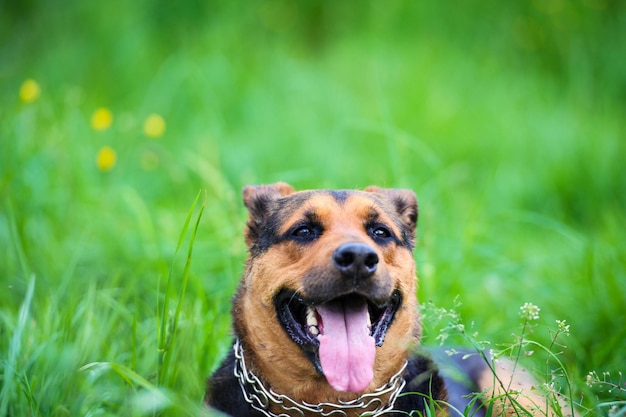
[[206, 183, 576, 416]]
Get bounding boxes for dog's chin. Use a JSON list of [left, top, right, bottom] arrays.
[[273, 289, 402, 392]]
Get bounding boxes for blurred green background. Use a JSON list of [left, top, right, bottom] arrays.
[[1, 1, 625, 415]]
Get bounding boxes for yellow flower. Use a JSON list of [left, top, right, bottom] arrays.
[[143, 113, 166, 138], [91, 108, 113, 131], [96, 146, 117, 171], [19, 79, 41, 103]]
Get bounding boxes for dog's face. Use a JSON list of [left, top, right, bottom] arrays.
[[233, 183, 420, 401]]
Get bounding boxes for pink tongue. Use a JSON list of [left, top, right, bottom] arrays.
[[316, 298, 375, 393]]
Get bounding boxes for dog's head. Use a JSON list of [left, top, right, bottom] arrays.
[[233, 183, 420, 400]]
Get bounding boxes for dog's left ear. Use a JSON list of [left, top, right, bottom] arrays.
[[242, 182, 295, 248], [365, 186, 418, 232]]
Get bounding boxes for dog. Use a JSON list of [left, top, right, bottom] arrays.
[[205, 183, 577, 416]]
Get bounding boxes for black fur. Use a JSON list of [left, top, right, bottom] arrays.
[[205, 349, 260, 416]]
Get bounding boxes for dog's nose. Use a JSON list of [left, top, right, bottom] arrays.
[[333, 242, 379, 279]]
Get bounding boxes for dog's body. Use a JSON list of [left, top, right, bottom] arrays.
[[206, 183, 575, 416]]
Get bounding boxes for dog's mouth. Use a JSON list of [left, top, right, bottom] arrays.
[[274, 289, 402, 393]]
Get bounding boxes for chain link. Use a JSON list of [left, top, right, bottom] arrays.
[[233, 339, 407, 417]]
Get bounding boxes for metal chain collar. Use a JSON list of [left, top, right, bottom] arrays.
[[233, 338, 408, 417]]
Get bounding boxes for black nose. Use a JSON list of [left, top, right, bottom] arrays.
[[333, 242, 379, 279]]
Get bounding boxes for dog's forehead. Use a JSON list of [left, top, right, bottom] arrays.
[[275, 189, 396, 231]]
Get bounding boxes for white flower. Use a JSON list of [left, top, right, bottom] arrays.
[[519, 302, 540, 321]]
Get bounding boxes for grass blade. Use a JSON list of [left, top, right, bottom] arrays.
[[0, 275, 35, 415], [157, 190, 207, 387]]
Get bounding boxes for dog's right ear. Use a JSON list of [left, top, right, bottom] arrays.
[[242, 182, 295, 248]]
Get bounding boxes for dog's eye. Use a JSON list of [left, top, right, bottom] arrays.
[[293, 226, 313, 238], [369, 225, 393, 242], [373, 227, 390, 238], [290, 224, 323, 241], [287, 222, 323, 243]]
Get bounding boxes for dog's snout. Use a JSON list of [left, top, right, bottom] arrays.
[[333, 242, 379, 279]]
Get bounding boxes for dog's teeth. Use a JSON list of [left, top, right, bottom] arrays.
[[367, 312, 372, 329], [306, 307, 318, 326], [306, 307, 320, 336]]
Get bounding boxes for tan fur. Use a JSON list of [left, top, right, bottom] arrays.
[[236, 189, 418, 409], [477, 358, 580, 417]]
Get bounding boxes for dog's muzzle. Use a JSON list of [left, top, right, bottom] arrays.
[[272, 241, 401, 393]]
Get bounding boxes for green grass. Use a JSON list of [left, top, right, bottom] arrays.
[[1, 1, 625, 416]]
